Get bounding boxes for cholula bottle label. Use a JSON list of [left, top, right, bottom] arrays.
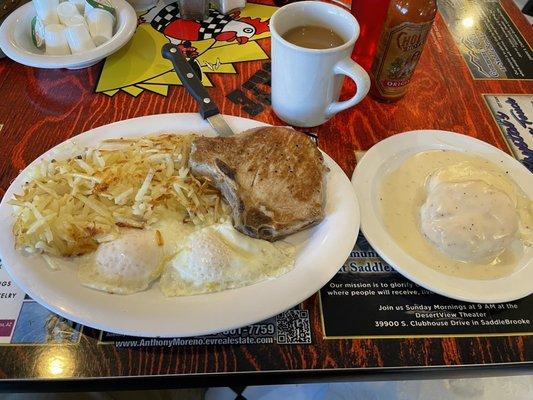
[[372, 21, 433, 98]]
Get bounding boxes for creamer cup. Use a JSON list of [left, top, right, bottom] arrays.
[[31, 16, 46, 50], [69, 0, 86, 13], [86, 8, 114, 46], [33, 0, 60, 25], [44, 24, 71, 55], [84, 0, 116, 19], [65, 19, 96, 53], [65, 14, 88, 27], [57, 1, 80, 25]]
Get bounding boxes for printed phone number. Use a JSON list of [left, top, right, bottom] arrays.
[[220, 324, 275, 336]]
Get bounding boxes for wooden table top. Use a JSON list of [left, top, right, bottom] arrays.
[[0, 0, 532, 391]]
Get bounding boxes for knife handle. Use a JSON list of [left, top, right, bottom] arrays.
[[161, 43, 220, 119]]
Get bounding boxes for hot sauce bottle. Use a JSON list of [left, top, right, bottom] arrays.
[[370, 0, 437, 102]]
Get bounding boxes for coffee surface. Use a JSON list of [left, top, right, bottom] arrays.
[[282, 25, 345, 49]]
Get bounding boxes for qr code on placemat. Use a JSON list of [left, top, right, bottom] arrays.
[[276, 309, 312, 344]]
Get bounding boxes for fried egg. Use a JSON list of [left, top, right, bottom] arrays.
[[78, 229, 165, 294], [160, 222, 295, 296], [46, 219, 293, 296]]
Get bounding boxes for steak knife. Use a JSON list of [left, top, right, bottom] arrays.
[[162, 43, 235, 137]]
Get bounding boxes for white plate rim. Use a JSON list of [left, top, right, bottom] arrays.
[[0, 0, 137, 69], [352, 129, 533, 303], [0, 113, 360, 337]]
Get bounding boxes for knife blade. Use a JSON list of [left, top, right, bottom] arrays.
[[161, 43, 235, 137]]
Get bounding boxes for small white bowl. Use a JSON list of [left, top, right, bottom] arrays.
[[0, 0, 137, 69]]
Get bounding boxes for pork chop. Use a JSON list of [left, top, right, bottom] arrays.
[[188, 126, 327, 241]]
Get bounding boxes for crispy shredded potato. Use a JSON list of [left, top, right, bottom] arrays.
[[10, 134, 230, 256]]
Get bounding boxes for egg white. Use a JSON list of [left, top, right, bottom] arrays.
[[160, 222, 295, 296], [77, 229, 165, 295]]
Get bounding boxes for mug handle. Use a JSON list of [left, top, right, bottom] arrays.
[[326, 58, 370, 118]]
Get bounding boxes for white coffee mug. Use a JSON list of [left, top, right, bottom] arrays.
[[270, 1, 370, 127]]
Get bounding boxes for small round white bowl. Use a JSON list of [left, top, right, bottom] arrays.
[[0, 0, 137, 69]]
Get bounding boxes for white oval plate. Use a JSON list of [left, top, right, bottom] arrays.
[[352, 130, 533, 303], [0, 0, 136, 69], [0, 113, 360, 337]]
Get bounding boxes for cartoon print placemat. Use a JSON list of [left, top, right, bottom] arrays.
[[96, 1, 277, 97]]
